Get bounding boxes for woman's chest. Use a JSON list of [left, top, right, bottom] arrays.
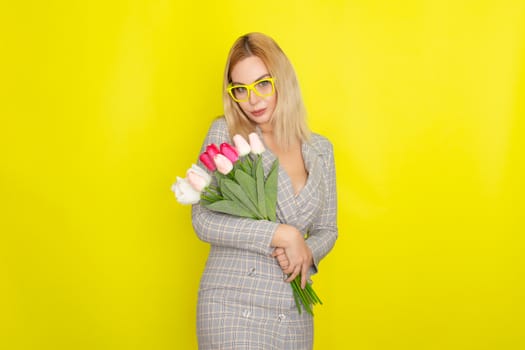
[[277, 148, 308, 196], [275, 153, 324, 231]]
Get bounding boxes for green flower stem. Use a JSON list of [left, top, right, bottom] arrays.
[[291, 277, 315, 316], [305, 284, 323, 305], [296, 281, 311, 304], [290, 279, 310, 315], [206, 185, 221, 195], [237, 158, 251, 174], [288, 274, 323, 316], [201, 194, 220, 202], [291, 284, 302, 315], [202, 185, 222, 202]]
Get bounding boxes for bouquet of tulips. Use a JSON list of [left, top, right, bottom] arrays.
[[171, 132, 322, 315]]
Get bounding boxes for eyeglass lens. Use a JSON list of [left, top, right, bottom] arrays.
[[231, 79, 273, 100]]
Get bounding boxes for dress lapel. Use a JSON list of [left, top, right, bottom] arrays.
[[255, 127, 323, 226]]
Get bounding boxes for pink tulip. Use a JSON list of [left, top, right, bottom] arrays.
[[187, 172, 207, 192], [220, 142, 239, 163], [232, 134, 251, 156], [199, 152, 216, 171], [213, 154, 233, 175], [186, 164, 212, 192], [248, 133, 265, 155], [206, 144, 220, 158]]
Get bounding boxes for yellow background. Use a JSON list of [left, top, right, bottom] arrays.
[[1, 1, 524, 349]]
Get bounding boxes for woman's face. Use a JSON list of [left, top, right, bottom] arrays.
[[230, 56, 277, 129]]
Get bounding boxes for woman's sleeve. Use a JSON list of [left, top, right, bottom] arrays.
[[306, 140, 338, 273], [191, 118, 279, 256]]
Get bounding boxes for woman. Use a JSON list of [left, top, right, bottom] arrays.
[[192, 32, 338, 349]]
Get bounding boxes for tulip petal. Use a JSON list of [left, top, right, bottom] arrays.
[[206, 144, 220, 158], [213, 154, 234, 175], [248, 133, 265, 155], [171, 177, 201, 205], [187, 171, 206, 192], [220, 142, 239, 163], [199, 152, 216, 171], [232, 134, 251, 156], [188, 164, 212, 186]]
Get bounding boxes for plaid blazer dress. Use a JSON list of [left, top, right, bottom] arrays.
[[192, 118, 338, 350]]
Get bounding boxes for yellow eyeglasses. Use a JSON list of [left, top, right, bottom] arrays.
[[227, 77, 276, 103]]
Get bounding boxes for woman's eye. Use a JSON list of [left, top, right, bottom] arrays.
[[256, 80, 270, 88], [233, 87, 247, 95]]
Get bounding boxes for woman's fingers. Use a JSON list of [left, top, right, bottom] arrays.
[[272, 236, 313, 288], [280, 239, 313, 287], [272, 247, 291, 270], [271, 247, 285, 257], [301, 263, 309, 289], [286, 265, 301, 283]]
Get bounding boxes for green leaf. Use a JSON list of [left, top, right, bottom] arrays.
[[234, 168, 258, 210], [203, 199, 255, 219], [240, 157, 252, 174], [254, 156, 268, 220], [220, 177, 264, 219], [201, 188, 222, 203], [264, 159, 279, 222]]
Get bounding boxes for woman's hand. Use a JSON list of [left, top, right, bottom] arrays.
[[271, 224, 313, 289], [271, 247, 290, 270]]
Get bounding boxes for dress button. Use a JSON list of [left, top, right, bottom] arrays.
[[278, 313, 286, 322], [242, 310, 251, 318], [248, 267, 256, 276]]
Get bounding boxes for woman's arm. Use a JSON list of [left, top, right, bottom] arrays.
[[192, 203, 280, 256], [305, 139, 338, 273], [268, 137, 338, 288], [191, 118, 279, 256]]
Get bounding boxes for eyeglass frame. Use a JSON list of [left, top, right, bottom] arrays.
[[227, 77, 276, 103]]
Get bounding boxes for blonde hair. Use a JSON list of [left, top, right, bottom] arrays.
[[222, 32, 310, 150]]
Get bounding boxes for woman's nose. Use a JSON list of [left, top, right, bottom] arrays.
[[248, 89, 260, 105]]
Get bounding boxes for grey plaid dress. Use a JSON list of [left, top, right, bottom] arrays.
[[192, 118, 338, 350]]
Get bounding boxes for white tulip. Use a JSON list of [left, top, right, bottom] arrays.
[[171, 176, 201, 205]]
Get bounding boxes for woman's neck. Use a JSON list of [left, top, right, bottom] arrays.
[[258, 123, 273, 135]]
